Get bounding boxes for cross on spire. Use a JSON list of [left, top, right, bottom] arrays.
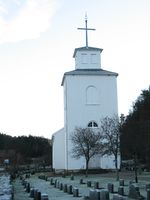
[[78, 14, 96, 48]]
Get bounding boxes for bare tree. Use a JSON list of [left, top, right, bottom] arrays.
[[100, 115, 120, 180], [71, 127, 103, 176]]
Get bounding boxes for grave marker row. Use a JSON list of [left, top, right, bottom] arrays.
[[41, 176, 149, 200], [21, 176, 49, 200], [50, 178, 79, 197]]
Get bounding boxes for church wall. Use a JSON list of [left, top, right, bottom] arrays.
[[100, 155, 120, 169], [65, 75, 118, 127], [64, 74, 118, 170], [89, 154, 101, 168], [52, 128, 65, 170]]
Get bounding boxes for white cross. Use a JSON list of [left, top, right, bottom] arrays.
[[78, 14, 96, 48]]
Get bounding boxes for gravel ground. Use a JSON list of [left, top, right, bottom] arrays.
[[12, 171, 150, 200]]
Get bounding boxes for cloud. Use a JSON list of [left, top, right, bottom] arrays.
[[0, 0, 59, 44], [12, 0, 22, 6], [0, 4, 7, 15]]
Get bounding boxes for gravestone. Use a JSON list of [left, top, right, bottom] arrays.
[[129, 180, 134, 185], [112, 194, 128, 200], [119, 179, 124, 186], [89, 189, 96, 200], [95, 190, 100, 200], [100, 189, 110, 200], [63, 184, 67, 193], [34, 188, 39, 200], [73, 187, 79, 197], [70, 174, 74, 180], [67, 185, 73, 194], [80, 179, 84, 184], [147, 189, 150, 200], [59, 183, 63, 190], [87, 181, 92, 187], [56, 181, 59, 188], [26, 182, 30, 193], [54, 179, 57, 188], [26, 173, 30, 178], [50, 178, 54, 185], [38, 175, 45, 180], [128, 184, 141, 199], [146, 184, 150, 190], [37, 191, 41, 200], [118, 186, 124, 196], [107, 183, 114, 193], [41, 193, 48, 200], [94, 182, 99, 189], [89, 189, 109, 200], [30, 188, 34, 198], [22, 179, 26, 187]]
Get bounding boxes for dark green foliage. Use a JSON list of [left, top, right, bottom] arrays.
[[121, 86, 150, 168], [0, 133, 14, 150], [0, 133, 52, 165]]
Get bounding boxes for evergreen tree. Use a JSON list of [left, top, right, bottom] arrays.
[[121, 86, 150, 168]]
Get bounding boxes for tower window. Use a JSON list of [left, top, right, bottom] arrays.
[[91, 53, 97, 64], [88, 121, 98, 128], [81, 53, 88, 63], [86, 85, 99, 104]]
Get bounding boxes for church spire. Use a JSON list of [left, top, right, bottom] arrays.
[[78, 14, 96, 48]]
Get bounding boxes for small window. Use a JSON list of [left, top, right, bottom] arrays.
[[86, 86, 99, 105], [88, 122, 92, 127], [88, 121, 98, 128], [81, 53, 88, 64], [91, 54, 97, 64], [93, 122, 98, 127]]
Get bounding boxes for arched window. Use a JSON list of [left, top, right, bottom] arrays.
[[88, 121, 98, 128], [86, 85, 99, 104]]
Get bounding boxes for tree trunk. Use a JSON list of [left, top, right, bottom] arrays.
[[134, 155, 138, 183], [115, 156, 119, 181], [85, 159, 89, 177]]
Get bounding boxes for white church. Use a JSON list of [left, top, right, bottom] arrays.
[[52, 17, 118, 171]]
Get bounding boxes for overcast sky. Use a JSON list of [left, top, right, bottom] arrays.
[[0, 0, 150, 138]]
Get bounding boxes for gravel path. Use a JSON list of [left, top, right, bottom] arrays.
[[13, 178, 32, 200]]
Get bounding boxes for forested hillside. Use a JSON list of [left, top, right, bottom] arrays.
[[121, 86, 150, 169], [0, 134, 52, 166]]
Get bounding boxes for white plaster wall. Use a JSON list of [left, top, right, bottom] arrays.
[[65, 75, 118, 129], [101, 155, 116, 169], [89, 154, 101, 168], [64, 74, 118, 170], [52, 128, 65, 170], [65, 139, 86, 170]]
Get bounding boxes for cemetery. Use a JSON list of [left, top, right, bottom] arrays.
[[0, 6, 150, 200], [8, 170, 150, 200]]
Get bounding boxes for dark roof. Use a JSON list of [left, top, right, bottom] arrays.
[[61, 69, 118, 85], [73, 46, 103, 58]]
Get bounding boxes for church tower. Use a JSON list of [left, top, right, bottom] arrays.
[[53, 17, 118, 170]]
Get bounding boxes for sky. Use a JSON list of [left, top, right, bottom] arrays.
[[0, 0, 150, 138]]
